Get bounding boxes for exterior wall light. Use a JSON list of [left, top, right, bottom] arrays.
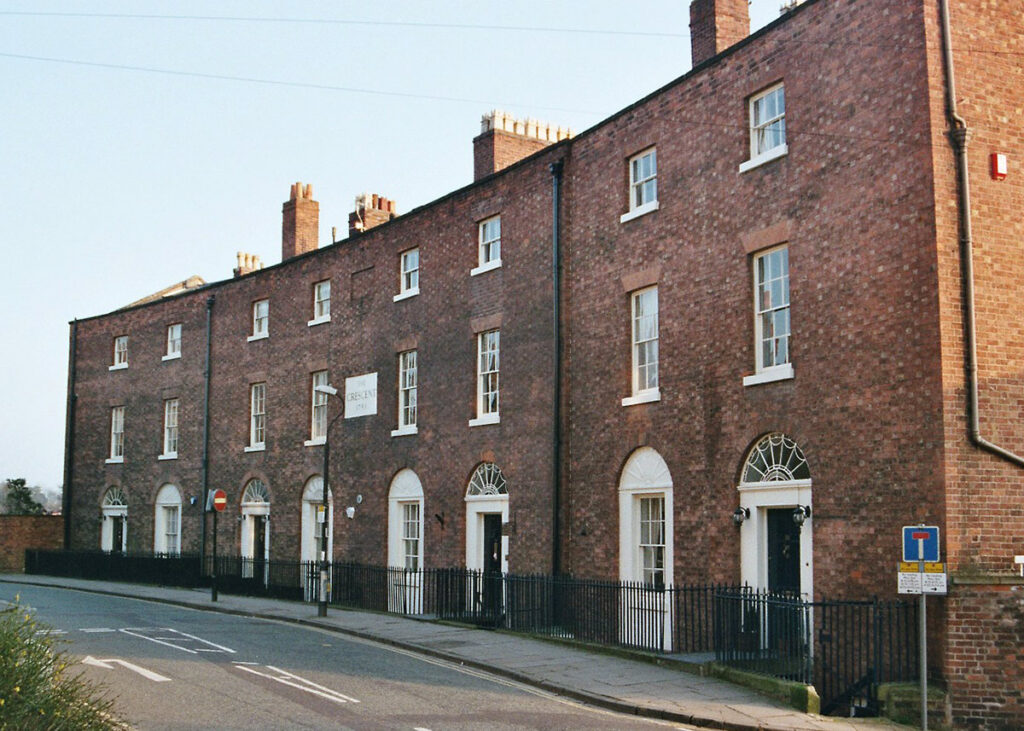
[[792, 505, 811, 526], [345, 506, 356, 519], [732, 507, 750, 525]]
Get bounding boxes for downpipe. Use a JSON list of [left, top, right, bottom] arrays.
[[940, 0, 1024, 468]]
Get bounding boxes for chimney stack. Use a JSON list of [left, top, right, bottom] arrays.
[[348, 193, 397, 238], [473, 110, 572, 181], [233, 251, 263, 278], [282, 182, 319, 260], [689, 0, 749, 67]]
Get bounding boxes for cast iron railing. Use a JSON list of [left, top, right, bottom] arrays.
[[25, 549, 917, 716], [714, 588, 918, 716]]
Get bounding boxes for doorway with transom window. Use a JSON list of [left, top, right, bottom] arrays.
[[465, 463, 509, 623], [240, 479, 270, 588], [618, 447, 674, 651], [387, 469, 424, 614]]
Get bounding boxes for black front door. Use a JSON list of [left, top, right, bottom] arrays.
[[767, 508, 801, 594], [111, 517, 124, 554], [481, 514, 503, 621], [253, 516, 267, 587]]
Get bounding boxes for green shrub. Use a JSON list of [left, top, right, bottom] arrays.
[[0, 596, 121, 730]]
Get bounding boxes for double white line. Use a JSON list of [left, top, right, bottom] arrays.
[[232, 662, 360, 704]]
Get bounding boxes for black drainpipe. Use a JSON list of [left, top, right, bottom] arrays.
[[940, 0, 1024, 468], [549, 159, 564, 575], [62, 319, 78, 549], [200, 294, 216, 567]]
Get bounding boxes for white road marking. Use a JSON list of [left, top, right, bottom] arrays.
[[82, 655, 172, 682], [414, 727, 434, 730], [119, 627, 235, 654], [120, 628, 198, 654], [169, 628, 237, 653], [80, 628, 117, 633], [232, 662, 360, 704]]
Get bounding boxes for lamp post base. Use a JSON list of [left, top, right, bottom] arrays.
[[318, 565, 328, 617]]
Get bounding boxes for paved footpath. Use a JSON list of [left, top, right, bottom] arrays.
[[0, 574, 904, 731]]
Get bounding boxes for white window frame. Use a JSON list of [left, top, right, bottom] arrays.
[[163, 323, 182, 360], [469, 330, 500, 426], [154, 484, 181, 556], [622, 286, 661, 406], [248, 299, 269, 342], [306, 371, 328, 445], [159, 398, 178, 459], [394, 248, 420, 301], [638, 495, 667, 589], [744, 245, 794, 386], [740, 83, 788, 173], [392, 350, 418, 436], [110, 335, 128, 370], [106, 406, 124, 463], [618, 447, 675, 650], [309, 280, 331, 326], [401, 502, 422, 571], [247, 383, 266, 451], [471, 216, 502, 276], [620, 147, 659, 223]]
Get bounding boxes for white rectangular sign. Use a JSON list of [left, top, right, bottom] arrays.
[[344, 373, 377, 419], [897, 570, 948, 595]]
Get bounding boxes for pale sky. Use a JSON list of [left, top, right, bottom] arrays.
[[0, 1, 782, 490]]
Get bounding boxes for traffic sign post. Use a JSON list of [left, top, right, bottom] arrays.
[[207, 489, 227, 602], [900, 525, 940, 731]]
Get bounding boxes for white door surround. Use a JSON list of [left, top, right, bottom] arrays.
[[387, 469, 424, 569], [737, 433, 813, 598], [300, 476, 333, 566], [464, 463, 509, 573], [101, 486, 128, 553]]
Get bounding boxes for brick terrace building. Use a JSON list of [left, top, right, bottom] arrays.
[[64, 0, 1022, 725]]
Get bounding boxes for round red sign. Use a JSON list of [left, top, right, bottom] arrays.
[[212, 489, 228, 512]]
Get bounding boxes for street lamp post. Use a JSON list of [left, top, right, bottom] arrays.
[[315, 383, 343, 617]]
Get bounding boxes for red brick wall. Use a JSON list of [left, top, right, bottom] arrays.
[[923, 0, 1024, 726], [69, 145, 563, 574], [945, 581, 1024, 729], [0, 516, 64, 572], [562, 0, 944, 596], [63, 0, 1023, 725]]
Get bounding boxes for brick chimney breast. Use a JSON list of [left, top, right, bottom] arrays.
[[473, 110, 573, 181], [282, 181, 319, 260], [690, 0, 749, 67], [348, 193, 397, 238]]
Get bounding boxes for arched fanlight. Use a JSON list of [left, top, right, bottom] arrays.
[[242, 479, 270, 505], [742, 433, 811, 483], [102, 486, 128, 507], [467, 463, 507, 496]]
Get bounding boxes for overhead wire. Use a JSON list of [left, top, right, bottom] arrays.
[[0, 10, 1020, 57], [0, 50, 967, 151]]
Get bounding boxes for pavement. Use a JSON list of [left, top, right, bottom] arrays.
[[0, 573, 906, 731]]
